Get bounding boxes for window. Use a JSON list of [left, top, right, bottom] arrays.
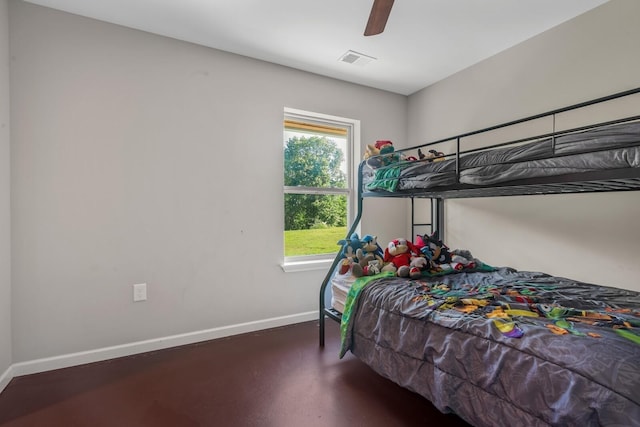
[[283, 109, 359, 271]]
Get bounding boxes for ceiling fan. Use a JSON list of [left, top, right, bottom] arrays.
[[364, 0, 395, 36]]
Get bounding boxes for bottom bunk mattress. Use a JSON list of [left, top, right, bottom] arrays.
[[339, 268, 640, 427], [330, 271, 356, 313]]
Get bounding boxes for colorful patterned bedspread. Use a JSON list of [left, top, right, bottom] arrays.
[[339, 267, 640, 427]]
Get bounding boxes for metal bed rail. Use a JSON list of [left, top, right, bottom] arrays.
[[319, 86, 640, 346]]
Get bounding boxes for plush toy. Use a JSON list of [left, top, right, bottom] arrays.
[[375, 140, 394, 155], [382, 238, 421, 278], [415, 232, 481, 273], [366, 140, 402, 168], [356, 234, 384, 266], [418, 148, 445, 162], [363, 144, 380, 160], [450, 249, 480, 269], [337, 233, 362, 274], [335, 245, 354, 274], [430, 149, 445, 162], [338, 233, 362, 256], [415, 231, 452, 271], [357, 259, 382, 277], [377, 140, 418, 161], [352, 234, 385, 277], [408, 256, 428, 278]]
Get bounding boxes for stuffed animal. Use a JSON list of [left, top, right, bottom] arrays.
[[336, 245, 355, 274], [366, 140, 401, 168], [415, 231, 452, 271], [430, 149, 445, 161], [418, 148, 445, 162], [375, 140, 394, 155], [408, 256, 428, 278], [356, 235, 384, 266], [363, 144, 380, 160], [450, 249, 479, 269], [353, 259, 382, 277], [352, 234, 384, 277], [338, 233, 362, 257], [337, 233, 362, 274], [382, 238, 421, 278], [377, 140, 416, 162], [415, 232, 481, 273]]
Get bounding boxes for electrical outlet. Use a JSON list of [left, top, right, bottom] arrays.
[[133, 283, 147, 302]]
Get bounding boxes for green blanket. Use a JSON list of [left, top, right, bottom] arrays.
[[339, 271, 395, 356], [365, 164, 408, 192]]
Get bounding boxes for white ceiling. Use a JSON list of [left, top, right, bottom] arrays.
[[24, 0, 609, 95]]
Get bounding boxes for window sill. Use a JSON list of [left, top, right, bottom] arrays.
[[281, 258, 334, 273]]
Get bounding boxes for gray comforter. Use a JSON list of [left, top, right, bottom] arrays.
[[364, 121, 640, 191], [341, 268, 640, 426]]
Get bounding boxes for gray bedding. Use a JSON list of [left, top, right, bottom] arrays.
[[340, 268, 640, 427], [462, 146, 640, 185], [364, 121, 640, 192]]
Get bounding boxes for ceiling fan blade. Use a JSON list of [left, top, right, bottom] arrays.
[[364, 0, 395, 36]]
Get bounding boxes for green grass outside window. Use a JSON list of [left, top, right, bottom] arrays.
[[284, 227, 347, 257]]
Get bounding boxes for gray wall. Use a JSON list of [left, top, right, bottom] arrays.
[[0, 0, 11, 377], [7, 0, 640, 366], [408, 0, 640, 291], [9, 1, 407, 362]]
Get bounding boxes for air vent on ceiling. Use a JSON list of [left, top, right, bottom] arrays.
[[338, 50, 376, 66]]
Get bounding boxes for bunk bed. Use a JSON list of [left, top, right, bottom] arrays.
[[319, 87, 640, 427]]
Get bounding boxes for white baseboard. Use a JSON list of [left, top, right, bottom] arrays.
[[0, 364, 14, 394], [2, 311, 317, 392]]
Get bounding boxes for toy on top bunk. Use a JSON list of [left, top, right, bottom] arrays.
[[364, 140, 400, 169], [417, 148, 445, 162], [421, 148, 446, 161], [364, 140, 417, 169]]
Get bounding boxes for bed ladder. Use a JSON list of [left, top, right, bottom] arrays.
[[411, 197, 444, 242]]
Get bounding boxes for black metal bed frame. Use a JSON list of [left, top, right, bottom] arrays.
[[319, 87, 640, 346]]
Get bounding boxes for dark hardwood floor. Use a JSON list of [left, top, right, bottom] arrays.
[[0, 320, 471, 426]]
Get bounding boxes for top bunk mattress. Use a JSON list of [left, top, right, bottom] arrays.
[[364, 120, 640, 192]]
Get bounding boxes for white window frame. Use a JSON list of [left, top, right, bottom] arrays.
[[282, 108, 360, 272]]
